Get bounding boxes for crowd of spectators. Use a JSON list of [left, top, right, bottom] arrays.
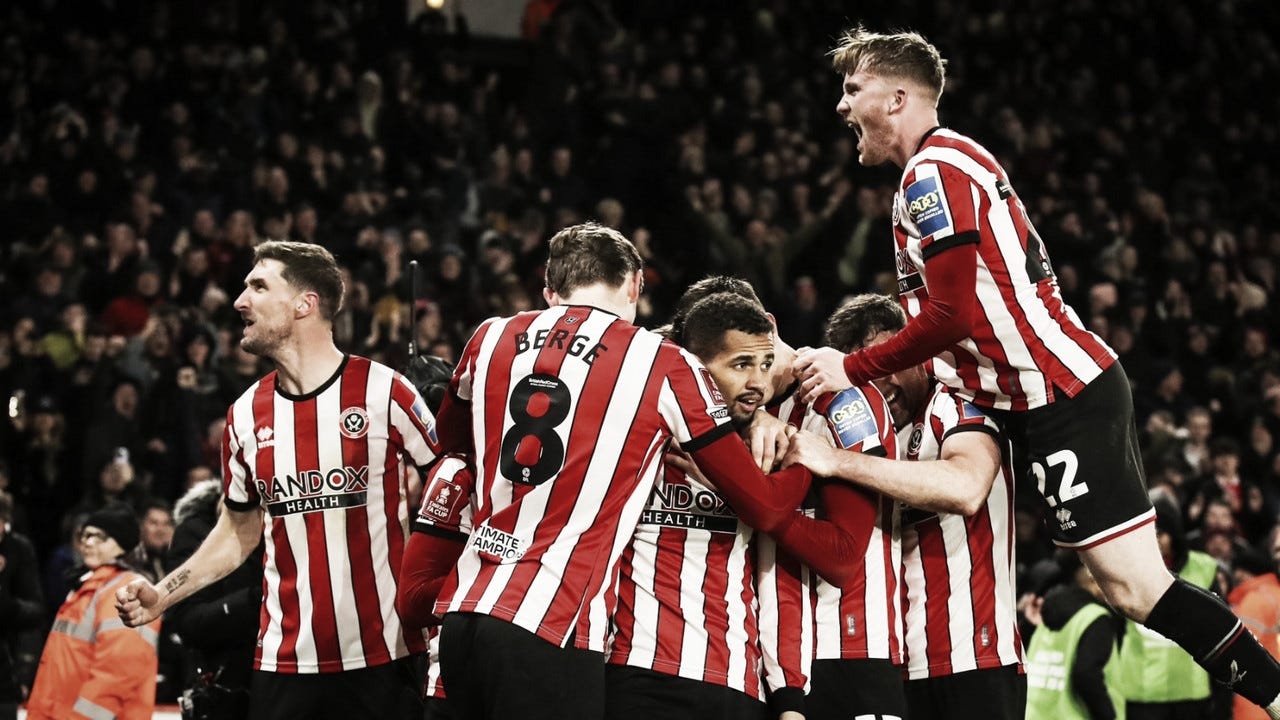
[[1, 0, 1280, 705]]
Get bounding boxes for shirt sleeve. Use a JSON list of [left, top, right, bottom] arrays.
[[412, 454, 475, 541], [221, 405, 259, 511], [813, 385, 898, 459], [451, 318, 496, 404], [904, 160, 982, 256], [390, 372, 441, 469], [657, 343, 734, 450], [938, 390, 1000, 444]]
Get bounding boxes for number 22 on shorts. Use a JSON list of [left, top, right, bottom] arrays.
[[1031, 449, 1087, 508]]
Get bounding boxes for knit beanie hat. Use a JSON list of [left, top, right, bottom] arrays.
[[85, 504, 140, 553]]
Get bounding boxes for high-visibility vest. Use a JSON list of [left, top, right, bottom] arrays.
[[1116, 551, 1216, 703], [26, 564, 161, 720], [1026, 601, 1125, 720]]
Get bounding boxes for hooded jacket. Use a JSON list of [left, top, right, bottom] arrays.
[[26, 562, 160, 720]]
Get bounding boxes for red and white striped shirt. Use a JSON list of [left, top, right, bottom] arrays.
[[898, 384, 1023, 680], [433, 305, 731, 651], [222, 355, 437, 673], [892, 127, 1115, 411], [758, 385, 902, 690], [757, 393, 816, 697], [607, 461, 763, 699], [808, 386, 902, 664], [757, 515, 815, 697]]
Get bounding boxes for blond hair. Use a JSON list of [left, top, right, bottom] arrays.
[[830, 26, 947, 104]]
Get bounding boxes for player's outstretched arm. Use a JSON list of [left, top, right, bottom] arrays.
[[784, 428, 999, 517], [116, 504, 263, 627], [794, 243, 977, 402], [767, 479, 877, 588], [688, 431, 812, 533]]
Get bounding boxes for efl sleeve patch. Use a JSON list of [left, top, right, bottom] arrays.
[[823, 387, 881, 450], [905, 175, 952, 238]]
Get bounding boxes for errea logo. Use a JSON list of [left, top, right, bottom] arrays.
[[1055, 506, 1076, 531], [256, 426, 275, 448]]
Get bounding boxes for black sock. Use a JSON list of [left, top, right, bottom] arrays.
[[1144, 577, 1280, 707]]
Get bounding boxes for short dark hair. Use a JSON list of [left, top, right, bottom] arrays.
[[679, 293, 773, 360], [824, 293, 906, 352], [544, 223, 642, 297], [253, 240, 345, 320], [670, 275, 764, 340]]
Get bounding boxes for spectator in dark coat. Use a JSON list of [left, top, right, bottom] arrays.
[[0, 491, 43, 720], [165, 480, 263, 720]]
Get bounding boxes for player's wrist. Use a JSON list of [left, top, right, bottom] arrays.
[[842, 350, 867, 385]]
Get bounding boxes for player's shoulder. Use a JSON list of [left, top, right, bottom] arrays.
[[427, 452, 475, 484], [931, 384, 997, 432], [905, 128, 1002, 182], [352, 354, 409, 389], [815, 384, 887, 426], [228, 371, 274, 411]]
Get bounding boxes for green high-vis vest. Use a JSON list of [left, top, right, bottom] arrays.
[[1026, 601, 1125, 720], [1116, 550, 1217, 703]]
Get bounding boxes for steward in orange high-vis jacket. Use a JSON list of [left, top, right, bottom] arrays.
[[27, 504, 160, 720]]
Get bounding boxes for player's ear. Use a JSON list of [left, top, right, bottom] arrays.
[[543, 287, 561, 307], [626, 269, 644, 304], [295, 291, 319, 318], [888, 86, 908, 115]]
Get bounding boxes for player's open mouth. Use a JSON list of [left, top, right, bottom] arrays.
[[735, 394, 763, 412], [881, 388, 898, 404]]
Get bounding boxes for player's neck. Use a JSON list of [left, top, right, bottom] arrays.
[[895, 112, 942, 167], [557, 285, 635, 322], [270, 337, 344, 396]]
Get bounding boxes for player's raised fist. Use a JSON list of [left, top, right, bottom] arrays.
[[115, 578, 163, 627]]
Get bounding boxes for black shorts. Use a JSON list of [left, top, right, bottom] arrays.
[[438, 612, 605, 720], [989, 362, 1154, 548], [246, 655, 424, 720], [423, 696, 455, 720], [603, 664, 768, 720], [905, 664, 1026, 720], [807, 658, 906, 720]]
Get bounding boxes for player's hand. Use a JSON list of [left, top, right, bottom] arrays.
[[1018, 592, 1044, 627], [793, 346, 853, 404], [781, 430, 838, 478], [748, 411, 793, 472], [115, 578, 163, 627], [665, 448, 715, 491]]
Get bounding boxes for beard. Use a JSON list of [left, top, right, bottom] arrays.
[[241, 321, 287, 357]]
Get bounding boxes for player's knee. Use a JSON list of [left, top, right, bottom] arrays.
[[1095, 570, 1171, 622]]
